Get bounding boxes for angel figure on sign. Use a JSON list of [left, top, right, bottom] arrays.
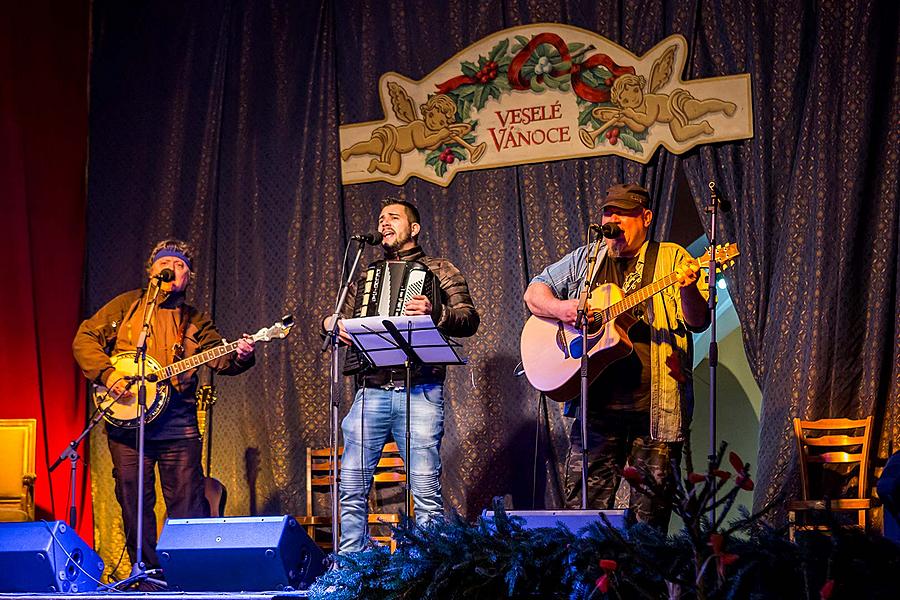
[[580, 45, 737, 148], [340, 83, 485, 175]]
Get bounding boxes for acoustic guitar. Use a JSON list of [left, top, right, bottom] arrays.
[[520, 243, 739, 402], [197, 384, 227, 517], [92, 315, 294, 428]]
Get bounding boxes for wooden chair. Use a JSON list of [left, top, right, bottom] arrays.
[[297, 441, 409, 552], [788, 416, 874, 541], [0, 419, 37, 522]]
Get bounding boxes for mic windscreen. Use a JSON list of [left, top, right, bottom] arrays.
[[158, 268, 175, 282], [369, 231, 384, 245], [601, 223, 623, 238]]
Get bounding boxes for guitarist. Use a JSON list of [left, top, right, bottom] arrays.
[[73, 239, 256, 570], [523, 183, 709, 529]]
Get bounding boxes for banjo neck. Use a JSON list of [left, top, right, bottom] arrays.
[[154, 339, 244, 382]]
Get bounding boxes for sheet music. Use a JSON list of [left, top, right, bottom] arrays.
[[343, 314, 465, 367]]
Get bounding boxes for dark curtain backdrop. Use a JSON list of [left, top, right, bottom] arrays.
[[1, 1, 91, 542], [676, 0, 900, 515], [84, 0, 899, 572]]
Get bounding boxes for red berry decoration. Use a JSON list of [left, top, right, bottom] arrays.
[[687, 472, 706, 484], [446, 154, 455, 164], [610, 128, 619, 137], [729, 451, 746, 472], [598, 559, 618, 571], [712, 469, 732, 481], [609, 136, 618, 145]]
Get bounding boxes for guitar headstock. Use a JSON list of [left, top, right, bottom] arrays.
[[196, 384, 218, 411], [252, 314, 295, 342], [697, 243, 740, 272]]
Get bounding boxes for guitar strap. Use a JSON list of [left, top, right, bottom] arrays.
[[636, 240, 660, 319], [173, 305, 189, 360]]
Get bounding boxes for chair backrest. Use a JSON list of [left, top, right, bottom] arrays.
[[793, 417, 873, 502], [305, 442, 407, 517], [0, 419, 37, 521]]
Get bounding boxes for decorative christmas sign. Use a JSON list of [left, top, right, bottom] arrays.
[[339, 24, 752, 187]]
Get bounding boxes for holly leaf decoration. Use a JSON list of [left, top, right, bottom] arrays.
[[627, 127, 648, 141], [461, 61, 479, 78], [493, 71, 512, 92], [455, 98, 471, 122], [579, 105, 596, 127], [619, 132, 643, 153], [474, 85, 488, 110], [488, 39, 509, 62]]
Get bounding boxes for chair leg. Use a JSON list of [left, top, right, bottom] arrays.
[[788, 510, 796, 543]]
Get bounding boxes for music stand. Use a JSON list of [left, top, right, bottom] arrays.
[[343, 314, 465, 519]]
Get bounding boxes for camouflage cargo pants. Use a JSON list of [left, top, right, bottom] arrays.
[[564, 411, 682, 530]]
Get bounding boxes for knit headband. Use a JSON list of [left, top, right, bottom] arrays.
[[152, 248, 192, 270]]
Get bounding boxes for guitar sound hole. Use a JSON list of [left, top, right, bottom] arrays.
[[588, 313, 605, 334]]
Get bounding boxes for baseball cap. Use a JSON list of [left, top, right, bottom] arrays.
[[599, 183, 651, 211]]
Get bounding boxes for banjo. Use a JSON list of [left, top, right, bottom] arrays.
[[93, 315, 293, 428]]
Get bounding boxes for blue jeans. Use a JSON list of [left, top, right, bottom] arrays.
[[339, 383, 444, 553]]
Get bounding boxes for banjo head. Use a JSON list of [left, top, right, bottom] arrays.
[[93, 352, 170, 429]]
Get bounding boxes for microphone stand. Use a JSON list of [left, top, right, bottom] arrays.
[[49, 387, 128, 529], [574, 229, 604, 509], [381, 320, 421, 519], [117, 280, 165, 590], [704, 181, 725, 519], [322, 238, 368, 554]]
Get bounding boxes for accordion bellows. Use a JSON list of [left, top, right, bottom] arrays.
[[353, 260, 442, 322]]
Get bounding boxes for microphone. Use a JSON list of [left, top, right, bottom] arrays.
[[708, 181, 732, 213], [123, 374, 159, 383], [153, 268, 176, 283], [590, 223, 623, 238], [351, 232, 384, 245]]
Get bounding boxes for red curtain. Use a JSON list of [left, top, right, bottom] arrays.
[[0, 1, 91, 542]]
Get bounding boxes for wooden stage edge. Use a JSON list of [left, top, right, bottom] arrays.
[[0, 592, 310, 600]]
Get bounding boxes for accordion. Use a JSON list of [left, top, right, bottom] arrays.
[[353, 260, 442, 322], [344, 260, 442, 376]]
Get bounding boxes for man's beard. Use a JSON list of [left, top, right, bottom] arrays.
[[383, 230, 412, 253], [606, 238, 627, 257]]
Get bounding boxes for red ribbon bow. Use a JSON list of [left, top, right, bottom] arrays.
[[507, 33, 634, 102], [435, 32, 635, 103]]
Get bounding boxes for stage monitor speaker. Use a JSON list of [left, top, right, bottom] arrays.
[[481, 509, 630, 533], [0, 520, 104, 593], [157, 515, 326, 591]]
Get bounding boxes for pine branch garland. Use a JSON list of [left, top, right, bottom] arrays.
[[310, 442, 900, 600]]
